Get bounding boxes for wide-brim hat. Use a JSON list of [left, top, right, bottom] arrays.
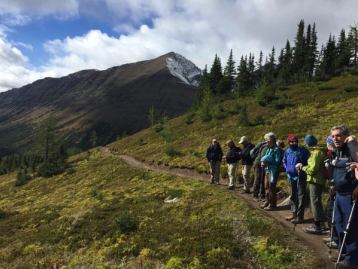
[[239, 136, 248, 144]]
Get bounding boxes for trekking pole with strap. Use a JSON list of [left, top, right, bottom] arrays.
[[335, 201, 357, 268], [329, 195, 336, 254]]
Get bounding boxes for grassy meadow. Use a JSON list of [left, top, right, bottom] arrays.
[[0, 149, 314, 268]]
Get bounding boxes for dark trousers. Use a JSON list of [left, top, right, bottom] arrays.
[[253, 164, 265, 198], [289, 178, 306, 219], [334, 193, 358, 266], [265, 172, 277, 207]]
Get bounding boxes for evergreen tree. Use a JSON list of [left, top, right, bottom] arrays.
[[307, 23, 318, 78], [256, 51, 264, 83], [348, 24, 358, 66], [223, 49, 236, 91], [264, 47, 276, 83], [319, 35, 337, 77], [236, 56, 251, 95], [209, 54, 223, 94], [336, 29, 351, 72], [278, 40, 293, 83], [292, 19, 306, 80]]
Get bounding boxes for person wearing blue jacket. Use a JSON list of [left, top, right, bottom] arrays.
[[283, 134, 310, 223], [260, 132, 283, 210], [206, 139, 223, 184]]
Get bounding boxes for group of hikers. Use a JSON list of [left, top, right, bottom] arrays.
[[206, 125, 358, 269]]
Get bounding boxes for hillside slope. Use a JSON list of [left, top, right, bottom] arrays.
[[109, 74, 358, 172]]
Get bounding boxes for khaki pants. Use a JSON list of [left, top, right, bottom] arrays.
[[227, 163, 237, 187], [209, 161, 221, 183], [242, 164, 252, 191]]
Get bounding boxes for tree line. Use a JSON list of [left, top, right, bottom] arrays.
[[0, 118, 68, 186], [199, 19, 358, 98]]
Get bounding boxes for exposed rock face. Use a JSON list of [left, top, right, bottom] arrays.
[[0, 52, 201, 152]]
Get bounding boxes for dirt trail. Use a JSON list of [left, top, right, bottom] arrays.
[[101, 147, 334, 269]]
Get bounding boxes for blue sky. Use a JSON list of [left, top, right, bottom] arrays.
[[1, 0, 358, 92]]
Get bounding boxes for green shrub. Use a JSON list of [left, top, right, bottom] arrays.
[[165, 145, 181, 157], [159, 129, 174, 142], [37, 161, 66, 177], [15, 169, 31, 186], [344, 86, 358, 93], [114, 212, 139, 234], [185, 112, 195, 125], [197, 106, 212, 122], [205, 247, 234, 269], [166, 257, 183, 269], [256, 83, 277, 106], [212, 104, 228, 120], [272, 95, 292, 110], [153, 123, 164, 133]]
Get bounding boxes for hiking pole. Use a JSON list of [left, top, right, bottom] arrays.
[[335, 201, 357, 268], [329, 196, 336, 254]]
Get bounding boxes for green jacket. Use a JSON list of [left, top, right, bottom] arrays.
[[302, 146, 326, 186]]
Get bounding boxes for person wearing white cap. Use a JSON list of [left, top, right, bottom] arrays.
[[239, 136, 255, 193]]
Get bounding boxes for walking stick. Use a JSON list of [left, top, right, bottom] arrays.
[[335, 201, 357, 268], [329, 196, 336, 254]]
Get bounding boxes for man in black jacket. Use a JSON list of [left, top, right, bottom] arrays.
[[239, 136, 255, 193], [206, 139, 223, 184], [329, 125, 358, 269]]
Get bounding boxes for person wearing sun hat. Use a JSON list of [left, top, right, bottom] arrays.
[[224, 139, 241, 190], [296, 134, 326, 234], [283, 134, 310, 223], [239, 136, 254, 193]]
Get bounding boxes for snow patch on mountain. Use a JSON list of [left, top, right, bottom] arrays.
[[166, 53, 201, 87]]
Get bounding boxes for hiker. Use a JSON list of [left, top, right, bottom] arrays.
[[206, 139, 223, 184], [224, 140, 241, 190], [260, 132, 283, 210], [250, 140, 267, 201], [296, 135, 326, 234], [239, 136, 254, 193], [283, 134, 310, 224], [328, 125, 358, 268], [323, 135, 339, 249]]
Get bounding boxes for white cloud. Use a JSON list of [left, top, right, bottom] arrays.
[[0, 36, 52, 92], [1, 0, 358, 92]]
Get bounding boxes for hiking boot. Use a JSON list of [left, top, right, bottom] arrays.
[[285, 215, 296, 221], [291, 217, 304, 224], [303, 225, 323, 235], [260, 201, 269, 209], [325, 240, 338, 249], [264, 205, 277, 211], [227, 185, 235, 190], [337, 261, 358, 269]]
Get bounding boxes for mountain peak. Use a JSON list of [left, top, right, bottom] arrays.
[[164, 52, 201, 87]]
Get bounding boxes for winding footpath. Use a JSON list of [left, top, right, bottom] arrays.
[[101, 147, 334, 269]]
